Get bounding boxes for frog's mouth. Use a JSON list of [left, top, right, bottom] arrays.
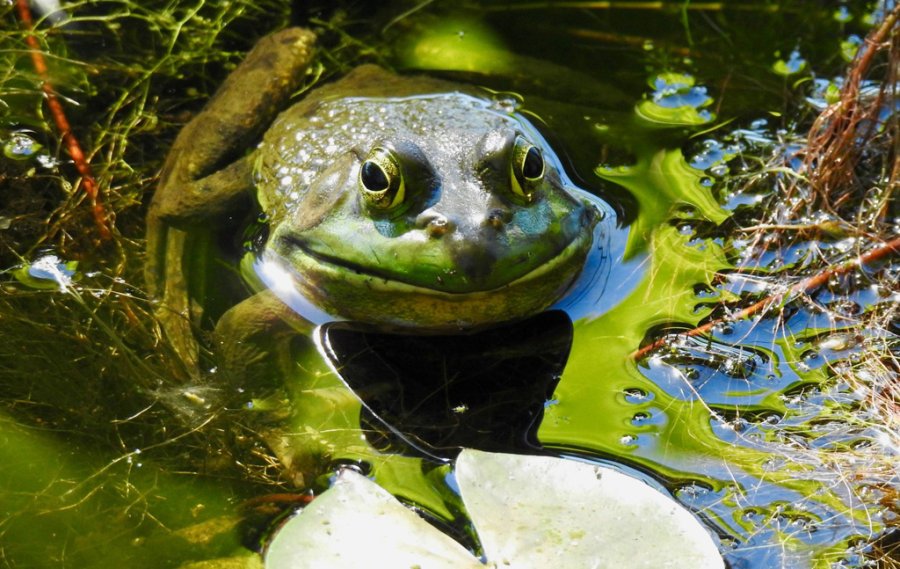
[[254, 209, 603, 330], [272, 217, 594, 295], [277, 233, 439, 289]]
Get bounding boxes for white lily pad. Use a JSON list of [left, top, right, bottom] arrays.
[[265, 450, 723, 568], [457, 449, 723, 568], [264, 469, 481, 569]]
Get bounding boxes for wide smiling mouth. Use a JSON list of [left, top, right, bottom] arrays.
[[277, 233, 427, 287], [271, 218, 594, 295]]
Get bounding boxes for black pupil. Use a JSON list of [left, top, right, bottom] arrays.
[[523, 147, 543, 179], [361, 161, 390, 191]]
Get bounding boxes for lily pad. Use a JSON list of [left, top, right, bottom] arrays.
[[264, 466, 481, 569], [265, 450, 723, 568]]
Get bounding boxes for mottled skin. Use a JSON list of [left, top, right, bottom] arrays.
[[147, 28, 319, 373], [147, 28, 601, 380]]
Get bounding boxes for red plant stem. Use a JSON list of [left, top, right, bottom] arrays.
[[631, 236, 900, 361], [15, 0, 112, 240], [240, 493, 315, 508]]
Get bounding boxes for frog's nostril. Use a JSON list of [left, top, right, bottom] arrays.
[[416, 211, 452, 238], [484, 208, 510, 230], [427, 216, 450, 238]]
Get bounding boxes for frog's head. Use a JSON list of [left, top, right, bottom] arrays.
[[256, 94, 603, 330]]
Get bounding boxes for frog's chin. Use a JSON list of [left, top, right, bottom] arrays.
[[254, 229, 596, 331]]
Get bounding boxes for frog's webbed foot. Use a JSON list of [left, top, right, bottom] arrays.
[[146, 28, 316, 374]]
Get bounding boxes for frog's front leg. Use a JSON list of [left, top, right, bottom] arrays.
[[214, 290, 372, 487], [146, 28, 316, 372], [212, 289, 314, 386]]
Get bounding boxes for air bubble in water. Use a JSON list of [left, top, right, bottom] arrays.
[[623, 388, 651, 403], [4, 131, 42, 160]]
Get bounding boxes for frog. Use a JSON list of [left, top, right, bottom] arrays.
[[146, 27, 610, 380]]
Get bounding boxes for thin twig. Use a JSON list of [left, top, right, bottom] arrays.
[[240, 493, 315, 509], [631, 236, 900, 360], [15, 0, 112, 240]]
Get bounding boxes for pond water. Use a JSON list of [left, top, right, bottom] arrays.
[[1, 1, 897, 567]]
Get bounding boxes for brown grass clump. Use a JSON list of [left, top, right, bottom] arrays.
[[800, 4, 899, 220]]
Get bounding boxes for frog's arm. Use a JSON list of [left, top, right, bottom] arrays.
[[146, 28, 316, 373], [212, 289, 315, 386]]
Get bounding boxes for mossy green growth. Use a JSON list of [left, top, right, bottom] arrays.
[[634, 73, 716, 127], [540, 223, 734, 479], [597, 146, 729, 257]]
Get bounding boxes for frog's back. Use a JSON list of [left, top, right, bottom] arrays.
[[293, 64, 477, 102]]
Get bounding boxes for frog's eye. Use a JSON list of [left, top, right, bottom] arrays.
[[510, 136, 544, 200], [359, 147, 406, 211]]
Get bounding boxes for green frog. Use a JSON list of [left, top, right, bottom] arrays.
[[146, 28, 610, 379]]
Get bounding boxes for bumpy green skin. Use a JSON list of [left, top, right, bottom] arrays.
[[148, 28, 601, 365], [253, 65, 599, 329], [146, 28, 318, 372]]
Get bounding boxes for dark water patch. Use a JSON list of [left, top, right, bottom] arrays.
[[320, 310, 573, 456]]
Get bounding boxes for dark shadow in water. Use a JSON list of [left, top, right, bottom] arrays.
[[319, 310, 574, 460]]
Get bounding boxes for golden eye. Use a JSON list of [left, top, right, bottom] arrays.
[[511, 136, 544, 199], [359, 147, 405, 210]]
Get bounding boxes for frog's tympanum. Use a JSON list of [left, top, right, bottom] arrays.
[[147, 27, 608, 383]]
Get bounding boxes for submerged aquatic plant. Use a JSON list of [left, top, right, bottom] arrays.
[[14, 0, 111, 240], [631, 4, 899, 566]]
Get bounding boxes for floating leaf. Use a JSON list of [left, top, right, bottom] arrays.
[[597, 148, 729, 256], [13, 255, 78, 291], [265, 450, 723, 568], [264, 467, 480, 569], [773, 50, 808, 76], [635, 73, 715, 126], [395, 16, 511, 74]]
